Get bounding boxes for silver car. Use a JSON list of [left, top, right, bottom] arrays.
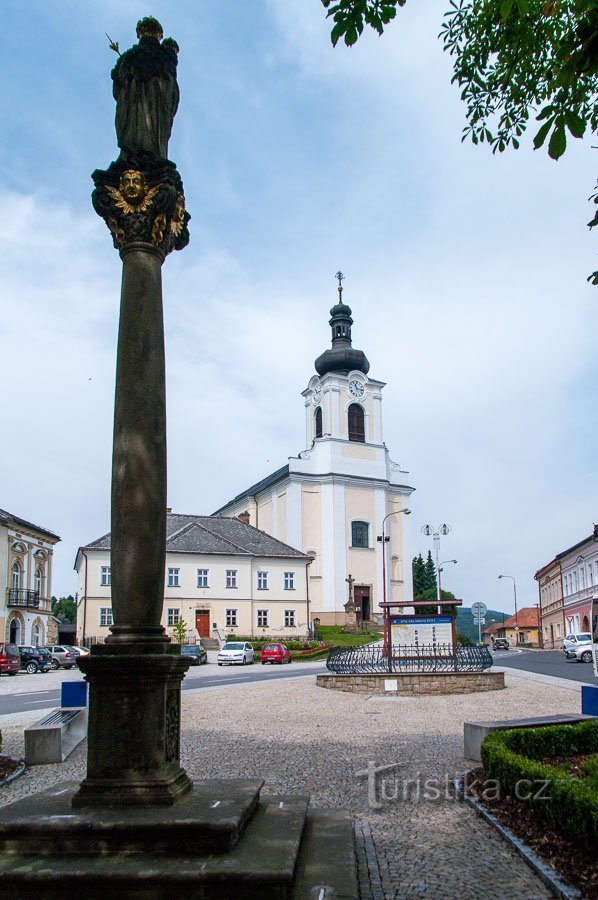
[[43, 645, 76, 670], [217, 642, 254, 666], [562, 633, 592, 658]]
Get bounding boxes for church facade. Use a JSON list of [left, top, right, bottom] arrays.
[[214, 280, 415, 625]]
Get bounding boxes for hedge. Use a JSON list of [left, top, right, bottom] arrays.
[[481, 721, 598, 851]]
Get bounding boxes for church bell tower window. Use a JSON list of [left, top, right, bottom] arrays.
[[314, 406, 323, 439], [348, 403, 365, 442]]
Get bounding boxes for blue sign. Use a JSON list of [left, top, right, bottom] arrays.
[[390, 615, 452, 625]]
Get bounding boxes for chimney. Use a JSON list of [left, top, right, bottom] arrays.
[[238, 511, 250, 525]]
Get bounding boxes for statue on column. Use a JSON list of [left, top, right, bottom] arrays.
[[92, 16, 190, 256]]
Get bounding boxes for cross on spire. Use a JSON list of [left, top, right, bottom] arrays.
[[335, 270, 345, 297]]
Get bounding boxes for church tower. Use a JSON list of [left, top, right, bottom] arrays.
[[213, 275, 414, 627]]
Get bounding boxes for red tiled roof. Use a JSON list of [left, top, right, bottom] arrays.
[[502, 607, 539, 628]]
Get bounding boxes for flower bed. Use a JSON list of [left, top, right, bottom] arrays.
[[481, 720, 598, 853]]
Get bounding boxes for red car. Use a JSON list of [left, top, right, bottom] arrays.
[[261, 643, 292, 665], [0, 643, 20, 676]]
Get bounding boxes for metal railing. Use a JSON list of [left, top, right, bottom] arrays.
[[7, 589, 40, 608], [326, 642, 493, 674]]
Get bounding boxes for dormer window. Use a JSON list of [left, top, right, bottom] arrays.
[[348, 403, 365, 442], [314, 406, 323, 439]]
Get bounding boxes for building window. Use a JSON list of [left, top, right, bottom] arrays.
[[100, 565, 111, 586], [167, 567, 180, 587], [257, 571, 269, 590], [226, 569, 238, 588], [351, 521, 369, 548], [197, 569, 209, 588], [284, 609, 296, 627], [226, 609, 238, 627], [257, 609, 269, 628], [314, 406, 322, 439], [35, 567, 43, 597], [11, 562, 21, 591], [556, 623, 561, 636], [284, 571, 295, 590], [100, 607, 113, 627], [348, 403, 365, 442], [32, 622, 42, 646], [167, 608, 180, 626]]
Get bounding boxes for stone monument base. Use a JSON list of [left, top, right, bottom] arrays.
[[317, 670, 505, 695], [0, 779, 358, 898]]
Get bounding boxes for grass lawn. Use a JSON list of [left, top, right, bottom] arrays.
[[317, 626, 381, 647]]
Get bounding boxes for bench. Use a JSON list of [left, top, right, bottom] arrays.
[[464, 714, 595, 761], [24, 708, 88, 765]]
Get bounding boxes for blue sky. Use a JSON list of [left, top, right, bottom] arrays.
[[2, 1, 596, 614]]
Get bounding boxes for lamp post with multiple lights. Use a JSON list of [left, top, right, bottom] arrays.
[[377, 508, 411, 655], [498, 574, 519, 645], [422, 523, 451, 613]]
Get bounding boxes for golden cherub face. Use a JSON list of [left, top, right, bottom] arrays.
[[119, 170, 146, 204]]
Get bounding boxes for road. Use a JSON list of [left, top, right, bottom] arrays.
[[0, 661, 327, 717], [493, 648, 596, 684], [1, 650, 595, 719]]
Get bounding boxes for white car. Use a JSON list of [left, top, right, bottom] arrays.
[[217, 641, 254, 666], [562, 633, 592, 657], [565, 643, 594, 663]]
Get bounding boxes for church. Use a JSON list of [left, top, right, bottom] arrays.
[[214, 276, 415, 626]]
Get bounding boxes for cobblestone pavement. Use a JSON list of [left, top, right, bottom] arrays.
[[0, 672, 578, 898]]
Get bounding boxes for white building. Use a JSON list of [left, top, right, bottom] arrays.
[[1, 508, 61, 646], [74, 513, 311, 643], [214, 281, 414, 625]]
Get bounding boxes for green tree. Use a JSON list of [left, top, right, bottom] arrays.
[[423, 551, 437, 592], [173, 616, 188, 645], [321, 0, 598, 280], [412, 553, 426, 595], [51, 595, 76, 624], [413, 586, 456, 615]]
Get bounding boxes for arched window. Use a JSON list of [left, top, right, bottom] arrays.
[[348, 403, 365, 442], [351, 521, 369, 548], [32, 622, 41, 647], [11, 562, 21, 593], [582, 615, 590, 632], [35, 567, 43, 597], [314, 406, 322, 439]]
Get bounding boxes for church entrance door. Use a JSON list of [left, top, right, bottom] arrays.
[[195, 610, 210, 638], [354, 586, 371, 623]]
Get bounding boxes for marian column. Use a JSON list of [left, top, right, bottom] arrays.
[[74, 16, 192, 807]]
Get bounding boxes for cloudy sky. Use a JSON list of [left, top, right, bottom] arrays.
[[2, 1, 596, 614]]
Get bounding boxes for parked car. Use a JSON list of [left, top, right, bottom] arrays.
[[65, 645, 91, 658], [18, 645, 51, 674], [0, 642, 20, 676], [180, 645, 207, 665], [562, 633, 592, 657], [564, 641, 594, 663], [261, 643, 292, 665], [217, 642, 254, 666], [492, 639, 510, 651], [43, 645, 76, 670]]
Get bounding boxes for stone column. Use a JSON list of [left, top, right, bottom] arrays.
[[109, 243, 168, 644], [73, 17, 191, 806]]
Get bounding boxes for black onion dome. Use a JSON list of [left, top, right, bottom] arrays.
[[314, 298, 370, 376]]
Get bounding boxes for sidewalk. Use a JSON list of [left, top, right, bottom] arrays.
[[0, 671, 582, 898]]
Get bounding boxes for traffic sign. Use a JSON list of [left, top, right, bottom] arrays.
[[471, 602, 488, 617], [473, 615, 485, 625]]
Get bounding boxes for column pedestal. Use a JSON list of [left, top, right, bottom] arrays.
[[72, 645, 191, 808]]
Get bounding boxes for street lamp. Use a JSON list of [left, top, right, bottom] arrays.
[[422, 523, 451, 612], [498, 574, 518, 644], [377, 508, 411, 655], [438, 560, 458, 648]]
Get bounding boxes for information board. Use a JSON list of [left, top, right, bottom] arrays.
[[390, 615, 453, 652]]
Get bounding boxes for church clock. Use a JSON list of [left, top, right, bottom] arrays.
[[349, 380, 364, 398]]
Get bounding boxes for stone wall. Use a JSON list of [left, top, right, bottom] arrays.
[[316, 671, 505, 695]]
